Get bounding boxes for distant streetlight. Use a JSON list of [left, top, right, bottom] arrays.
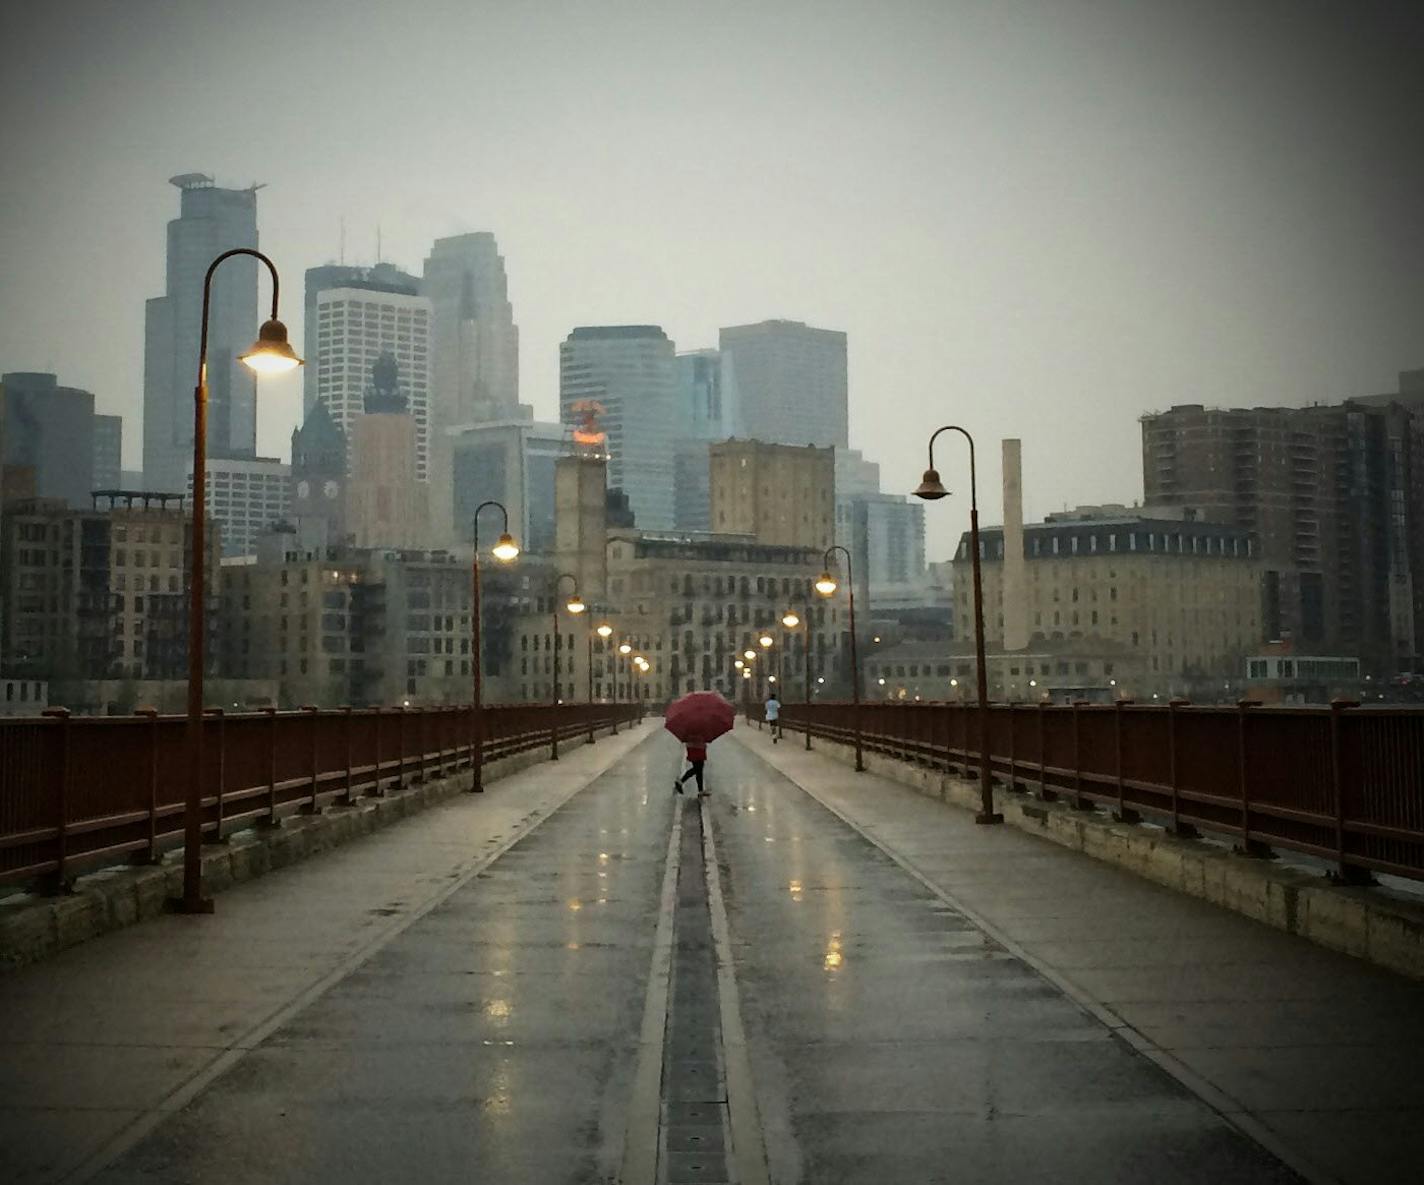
[[816, 544, 863, 771], [471, 500, 519, 792], [550, 572, 582, 760], [734, 659, 744, 670], [913, 424, 1000, 825], [759, 634, 774, 648], [744, 649, 756, 661], [180, 248, 302, 915]]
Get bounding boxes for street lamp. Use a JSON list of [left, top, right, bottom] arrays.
[[816, 544, 864, 771], [550, 573, 583, 760], [914, 424, 999, 823], [470, 501, 519, 794], [782, 606, 813, 749], [180, 248, 301, 915]]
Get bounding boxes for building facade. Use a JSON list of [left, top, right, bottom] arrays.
[[143, 174, 259, 492], [954, 511, 1261, 696], [719, 319, 848, 449], [448, 414, 569, 556], [708, 439, 836, 551], [302, 262, 421, 416], [289, 400, 348, 550], [1, 493, 219, 682], [345, 355, 429, 551], [559, 326, 679, 530], [313, 286, 433, 481], [1, 372, 96, 506], [187, 455, 291, 557], [92, 414, 122, 492], [1142, 394, 1424, 674]]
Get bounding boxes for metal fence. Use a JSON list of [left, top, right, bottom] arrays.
[[780, 701, 1424, 884], [0, 702, 638, 891]]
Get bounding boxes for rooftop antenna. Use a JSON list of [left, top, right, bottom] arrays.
[[339, 215, 346, 265], [376, 223, 382, 263]]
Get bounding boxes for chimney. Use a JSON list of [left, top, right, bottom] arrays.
[[555, 453, 608, 600], [1001, 439, 1029, 651]]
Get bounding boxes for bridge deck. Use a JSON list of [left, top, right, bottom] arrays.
[[1, 721, 1419, 1184]]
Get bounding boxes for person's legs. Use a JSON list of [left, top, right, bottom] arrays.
[[693, 760, 706, 795]]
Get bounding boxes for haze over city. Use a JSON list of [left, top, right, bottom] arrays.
[[3, 0, 1421, 550]]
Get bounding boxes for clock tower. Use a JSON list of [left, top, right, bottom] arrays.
[[290, 399, 348, 549]]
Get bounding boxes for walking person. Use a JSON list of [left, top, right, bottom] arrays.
[[765, 693, 781, 742], [675, 741, 709, 797]]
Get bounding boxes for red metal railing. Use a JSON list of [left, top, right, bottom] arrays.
[[780, 701, 1424, 884], [0, 702, 637, 891]]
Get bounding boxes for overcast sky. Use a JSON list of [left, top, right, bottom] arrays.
[[2, 0, 1421, 557]]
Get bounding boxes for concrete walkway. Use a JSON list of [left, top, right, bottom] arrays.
[[0, 722, 655, 1185], [732, 726, 1424, 1185], [4, 719, 1419, 1184]]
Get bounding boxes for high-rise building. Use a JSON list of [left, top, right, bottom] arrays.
[[559, 326, 679, 531], [303, 262, 420, 416], [314, 286, 432, 481], [421, 234, 521, 545], [143, 174, 260, 492], [708, 439, 836, 551], [672, 350, 731, 531], [92, 414, 122, 491], [0, 372, 95, 506], [448, 414, 569, 556], [719, 319, 848, 449], [1142, 391, 1424, 674], [187, 455, 291, 557]]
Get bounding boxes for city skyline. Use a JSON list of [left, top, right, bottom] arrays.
[[2, 1, 1422, 559]]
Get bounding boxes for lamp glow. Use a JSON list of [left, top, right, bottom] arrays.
[[596, 623, 613, 638], [744, 649, 756, 660], [619, 642, 632, 655], [239, 318, 303, 375], [491, 533, 520, 562], [781, 611, 800, 628], [566, 596, 586, 615], [759, 634, 773, 648], [814, 572, 838, 597]]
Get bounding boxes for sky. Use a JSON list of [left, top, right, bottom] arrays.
[[2, 0, 1421, 558]]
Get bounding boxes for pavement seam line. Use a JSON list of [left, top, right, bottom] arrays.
[[701, 797, 772, 1185], [56, 723, 657, 1185], [619, 793, 683, 1185], [734, 733, 1342, 1185]]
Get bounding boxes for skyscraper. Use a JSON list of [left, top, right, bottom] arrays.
[[303, 262, 420, 416], [719, 319, 848, 449], [313, 285, 433, 481], [92, 415, 122, 490], [1, 371, 96, 506], [421, 234, 521, 545], [559, 326, 679, 531], [673, 349, 730, 531], [143, 174, 259, 493]]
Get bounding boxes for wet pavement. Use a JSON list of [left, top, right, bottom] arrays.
[[8, 719, 1420, 1182]]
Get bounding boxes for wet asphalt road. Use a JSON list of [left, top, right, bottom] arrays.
[[82, 729, 1300, 1184]]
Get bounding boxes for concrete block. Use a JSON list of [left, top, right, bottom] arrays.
[[1366, 906, 1424, 979], [52, 894, 105, 951], [227, 838, 270, 883], [199, 847, 234, 895], [130, 865, 171, 920], [1301, 889, 1371, 959], [0, 902, 56, 968], [104, 880, 140, 927]]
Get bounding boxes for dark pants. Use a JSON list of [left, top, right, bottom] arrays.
[[678, 761, 706, 792]]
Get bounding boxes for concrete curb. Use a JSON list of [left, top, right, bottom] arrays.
[[790, 735, 1424, 982], [0, 738, 577, 971]]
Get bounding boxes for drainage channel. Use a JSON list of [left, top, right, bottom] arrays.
[[660, 799, 735, 1184]]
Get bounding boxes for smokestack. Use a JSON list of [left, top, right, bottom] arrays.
[[1002, 439, 1029, 652], [555, 453, 608, 600]]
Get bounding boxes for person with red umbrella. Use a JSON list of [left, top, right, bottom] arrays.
[[664, 691, 735, 798]]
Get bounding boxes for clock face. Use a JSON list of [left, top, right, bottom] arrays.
[[296, 480, 310, 499], [323, 480, 340, 500]]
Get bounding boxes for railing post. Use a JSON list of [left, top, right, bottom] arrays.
[[1006, 702, 1018, 792], [1328, 698, 1373, 885], [341, 706, 357, 805], [300, 705, 321, 814], [1166, 698, 1199, 838], [374, 708, 387, 797], [260, 706, 279, 827], [1070, 701, 1094, 810], [39, 707, 72, 895], [415, 706, 428, 785], [134, 707, 160, 863], [1235, 699, 1272, 858], [1112, 699, 1140, 824], [395, 705, 406, 790], [204, 707, 227, 843], [1036, 701, 1056, 802]]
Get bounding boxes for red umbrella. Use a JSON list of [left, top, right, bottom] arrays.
[[664, 691, 736, 745]]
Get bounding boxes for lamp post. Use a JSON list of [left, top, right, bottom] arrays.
[[913, 425, 1001, 824], [782, 607, 814, 750], [179, 249, 302, 915], [550, 573, 585, 759], [815, 545, 863, 771], [596, 621, 614, 733], [470, 501, 519, 793]]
